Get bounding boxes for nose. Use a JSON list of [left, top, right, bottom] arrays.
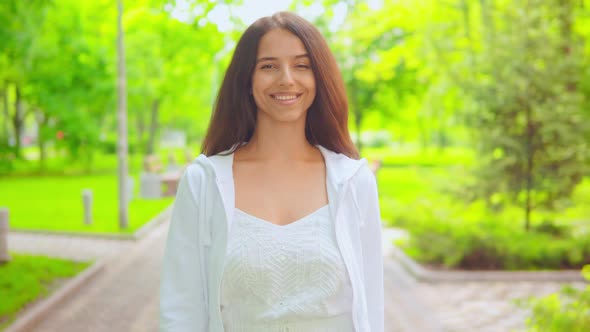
[[278, 67, 295, 87]]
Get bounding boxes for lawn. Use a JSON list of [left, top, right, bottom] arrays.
[[363, 145, 476, 167], [0, 173, 174, 234], [0, 254, 89, 329]]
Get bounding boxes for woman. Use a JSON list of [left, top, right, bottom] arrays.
[[160, 11, 383, 332]]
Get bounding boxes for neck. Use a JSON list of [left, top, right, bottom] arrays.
[[239, 117, 317, 161]]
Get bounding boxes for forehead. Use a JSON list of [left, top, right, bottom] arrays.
[[257, 29, 308, 59]]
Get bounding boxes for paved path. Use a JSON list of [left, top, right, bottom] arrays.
[[15, 224, 166, 332], [8, 231, 134, 261], [414, 279, 584, 332], [9, 224, 585, 332]]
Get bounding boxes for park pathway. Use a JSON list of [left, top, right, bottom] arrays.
[[10, 225, 166, 332], [8, 232, 134, 262], [9, 223, 583, 331]]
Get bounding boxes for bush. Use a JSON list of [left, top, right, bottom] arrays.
[[99, 137, 140, 155], [376, 165, 590, 270], [518, 265, 590, 332], [399, 199, 590, 270]]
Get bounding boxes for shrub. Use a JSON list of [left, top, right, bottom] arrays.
[[400, 199, 590, 270], [518, 265, 590, 332]]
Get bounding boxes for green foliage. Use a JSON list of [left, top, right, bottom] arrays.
[[0, 254, 89, 329], [519, 265, 590, 332]]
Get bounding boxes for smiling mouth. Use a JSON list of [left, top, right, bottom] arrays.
[[271, 93, 302, 101]]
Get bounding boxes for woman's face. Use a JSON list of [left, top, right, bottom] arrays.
[[251, 29, 316, 125]]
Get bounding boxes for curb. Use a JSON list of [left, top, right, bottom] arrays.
[[9, 204, 173, 241], [390, 244, 586, 283], [5, 258, 107, 332]]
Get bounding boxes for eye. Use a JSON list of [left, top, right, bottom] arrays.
[[295, 63, 310, 70], [260, 64, 275, 70]]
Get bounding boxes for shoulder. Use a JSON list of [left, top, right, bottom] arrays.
[[351, 164, 377, 190], [350, 164, 379, 210], [184, 161, 209, 182], [178, 156, 216, 201], [354, 164, 376, 184]]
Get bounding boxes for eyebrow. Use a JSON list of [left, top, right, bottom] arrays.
[[256, 54, 309, 63]]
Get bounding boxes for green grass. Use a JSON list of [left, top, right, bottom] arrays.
[[0, 173, 173, 234], [375, 166, 450, 227], [0, 253, 89, 329], [363, 145, 476, 167]]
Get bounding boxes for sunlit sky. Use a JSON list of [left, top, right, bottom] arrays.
[[168, 0, 383, 32]]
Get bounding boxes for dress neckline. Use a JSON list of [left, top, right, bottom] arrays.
[[234, 204, 329, 228]]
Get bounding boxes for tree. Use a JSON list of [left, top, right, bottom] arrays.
[[26, 0, 115, 171], [331, 1, 419, 153], [457, 0, 590, 229], [124, 6, 223, 154], [0, 0, 50, 159]]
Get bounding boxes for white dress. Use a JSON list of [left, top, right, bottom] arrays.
[[220, 204, 354, 332]]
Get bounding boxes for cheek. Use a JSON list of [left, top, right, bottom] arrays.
[[252, 91, 266, 110], [252, 70, 273, 87], [251, 76, 268, 105]]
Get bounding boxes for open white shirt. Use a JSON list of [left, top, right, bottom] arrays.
[[160, 145, 384, 332]]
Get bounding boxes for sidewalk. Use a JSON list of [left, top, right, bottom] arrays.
[[381, 229, 586, 332], [9, 226, 165, 332], [8, 224, 584, 332], [8, 231, 134, 261]]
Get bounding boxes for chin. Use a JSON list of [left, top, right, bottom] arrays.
[[262, 108, 308, 124]]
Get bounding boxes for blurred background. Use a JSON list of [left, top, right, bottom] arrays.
[[0, 0, 589, 331]]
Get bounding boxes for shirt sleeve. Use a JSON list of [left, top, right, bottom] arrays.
[[356, 165, 385, 332], [160, 170, 208, 331]]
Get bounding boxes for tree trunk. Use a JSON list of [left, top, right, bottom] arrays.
[[35, 109, 49, 172], [1, 85, 10, 144], [480, 0, 495, 47], [145, 98, 160, 155], [558, 0, 575, 91], [461, 0, 476, 70], [350, 80, 363, 154], [12, 85, 24, 157], [417, 117, 429, 152], [524, 104, 534, 231], [355, 106, 362, 154], [136, 108, 145, 153], [117, 0, 129, 229]]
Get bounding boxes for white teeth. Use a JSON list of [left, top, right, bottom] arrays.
[[273, 95, 298, 101]]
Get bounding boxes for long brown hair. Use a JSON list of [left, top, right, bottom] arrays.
[[201, 12, 358, 159]]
